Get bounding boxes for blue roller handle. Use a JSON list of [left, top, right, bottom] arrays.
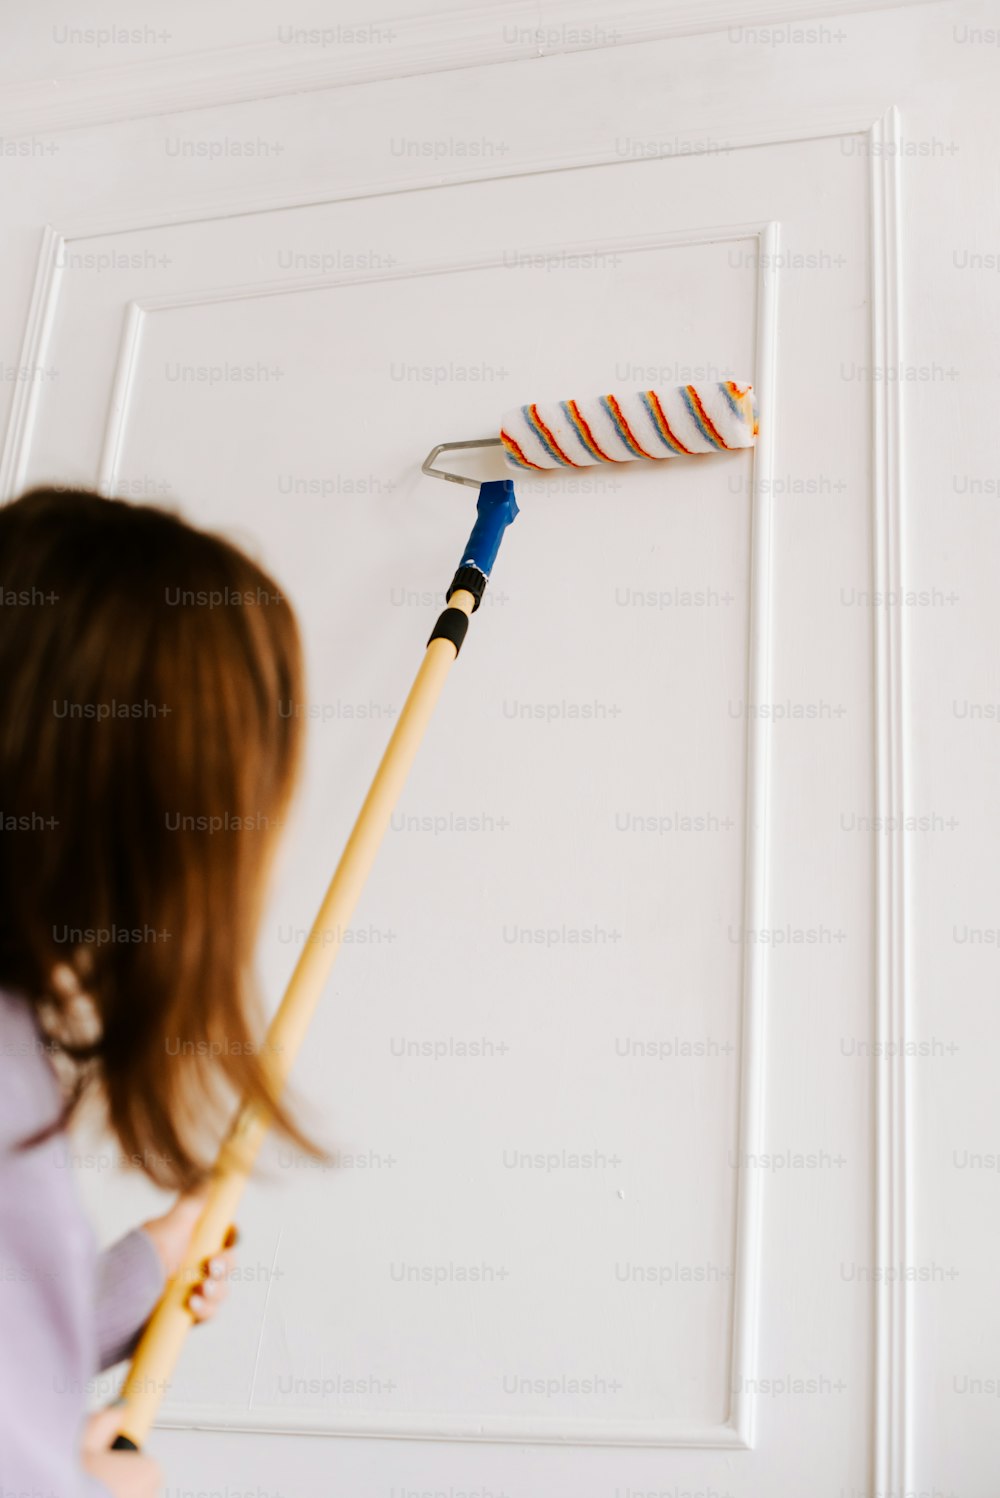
[[458, 479, 519, 579]]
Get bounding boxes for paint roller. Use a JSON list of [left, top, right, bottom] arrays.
[[422, 380, 758, 483], [112, 380, 757, 1449]]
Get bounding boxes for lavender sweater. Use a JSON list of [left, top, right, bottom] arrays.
[[0, 989, 166, 1496]]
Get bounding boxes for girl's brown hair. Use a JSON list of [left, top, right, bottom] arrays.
[[0, 486, 316, 1189]]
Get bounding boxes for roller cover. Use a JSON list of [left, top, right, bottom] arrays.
[[500, 383, 757, 470]]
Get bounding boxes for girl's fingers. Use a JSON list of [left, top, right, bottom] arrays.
[[188, 1278, 229, 1320], [205, 1250, 234, 1280], [188, 1249, 234, 1320]]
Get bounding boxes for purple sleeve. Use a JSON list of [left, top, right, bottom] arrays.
[[94, 1228, 165, 1370], [0, 990, 116, 1496]]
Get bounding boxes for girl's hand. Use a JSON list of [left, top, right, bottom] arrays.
[[140, 1194, 238, 1323], [82, 1407, 161, 1497]]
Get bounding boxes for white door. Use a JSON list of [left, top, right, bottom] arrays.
[[1, 2, 995, 1493]]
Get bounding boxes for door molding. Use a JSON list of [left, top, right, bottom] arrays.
[[96, 218, 777, 1452], [0, 2, 932, 138]]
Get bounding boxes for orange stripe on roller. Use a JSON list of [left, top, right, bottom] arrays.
[[529, 404, 580, 467], [686, 385, 729, 449], [735, 385, 760, 437], [500, 430, 546, 470], [647, 391, 693, 455], [606, 394, 657, 459], [725, 381, 757, 433], [566, 400, 615, 463]]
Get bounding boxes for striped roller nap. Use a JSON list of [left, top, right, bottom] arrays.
[[500, 383, 757, 470]]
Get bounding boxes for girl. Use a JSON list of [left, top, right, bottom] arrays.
[[0, 487, 317, 1496]]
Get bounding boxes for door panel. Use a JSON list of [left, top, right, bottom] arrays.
[[26, 132, 878, 1485]]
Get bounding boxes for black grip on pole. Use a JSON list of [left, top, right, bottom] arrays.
[[427, 606, 469, 656], [112, 1435, 140, 1451]]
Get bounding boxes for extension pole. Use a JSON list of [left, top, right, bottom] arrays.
[[113, 480, 518, 1450]]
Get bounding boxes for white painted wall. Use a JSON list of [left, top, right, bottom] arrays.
[[1, 1, 997, 1492]]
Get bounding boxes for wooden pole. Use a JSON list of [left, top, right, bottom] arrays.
[[113, 589, 477, 1449]]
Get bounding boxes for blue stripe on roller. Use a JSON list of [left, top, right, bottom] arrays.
[[523, 406, 574, 467], [679, 387, 725, 448], [459, 479, 519, 580], [719, 382, 746, 421], [599, 396, 651, 458]]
